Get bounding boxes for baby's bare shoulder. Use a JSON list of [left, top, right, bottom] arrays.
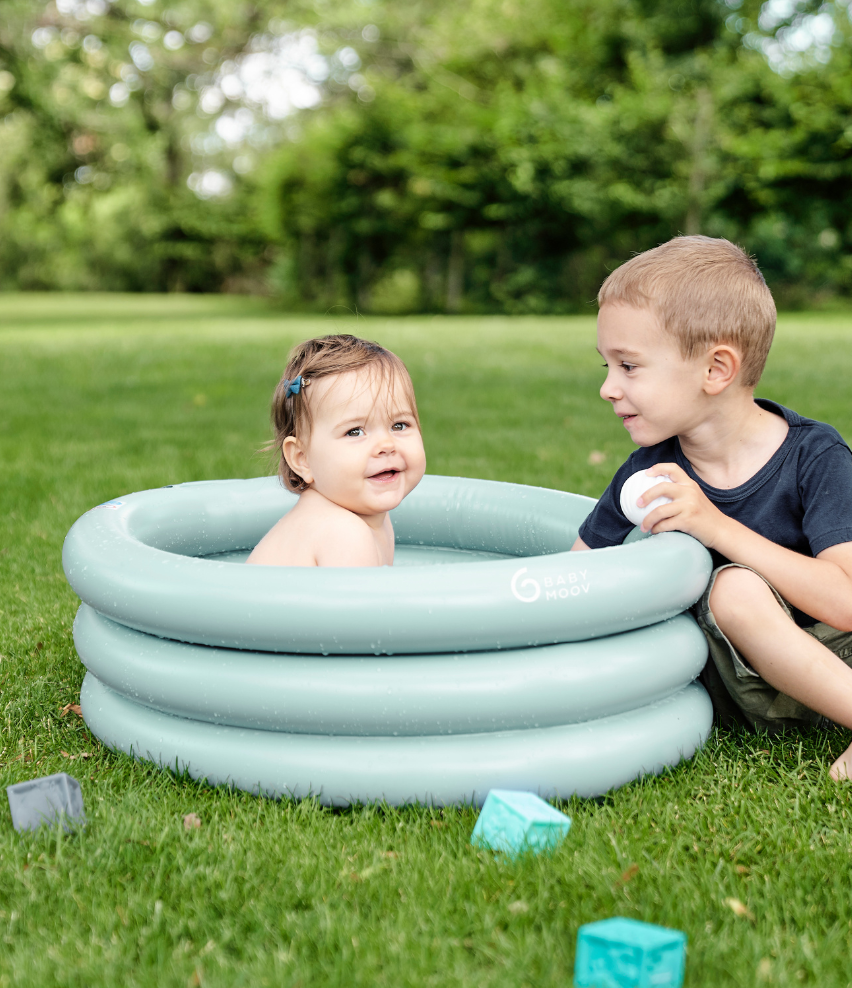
[[247, 493, 384, 567], [314, 504, 383, 567]]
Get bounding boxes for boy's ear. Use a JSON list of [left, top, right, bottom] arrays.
[[704, 345, 742, 395], [282, 436, 313, 485]]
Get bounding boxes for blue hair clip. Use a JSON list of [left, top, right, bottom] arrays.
[[283, 376, 303, 397]]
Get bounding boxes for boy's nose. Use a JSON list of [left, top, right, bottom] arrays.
[[600, 372, 622, 403]]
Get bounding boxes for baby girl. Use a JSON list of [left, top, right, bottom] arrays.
[[247, 334, 426, 567]]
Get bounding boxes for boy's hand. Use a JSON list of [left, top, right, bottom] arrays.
[[638, 463, 730, 548]]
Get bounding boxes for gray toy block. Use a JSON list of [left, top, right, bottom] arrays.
[[6, 772, 86, 833], [471, 789, 571, 856]]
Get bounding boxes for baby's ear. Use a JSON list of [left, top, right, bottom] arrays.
[[282, 436, 313, 485]]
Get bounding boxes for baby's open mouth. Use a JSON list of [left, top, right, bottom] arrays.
[[369, 469, 400, 482]]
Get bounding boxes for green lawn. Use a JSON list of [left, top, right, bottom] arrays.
[[3, 295, 852, 987]]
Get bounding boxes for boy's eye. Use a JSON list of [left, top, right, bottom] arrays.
[[622, 363, 636, 372], [346, 427, 365, 438]]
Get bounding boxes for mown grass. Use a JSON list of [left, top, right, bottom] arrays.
[[3, 296, 852, 987]]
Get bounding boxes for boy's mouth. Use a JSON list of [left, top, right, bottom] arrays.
[[369, 469, 401, 483], [620, 413, 637, 426]]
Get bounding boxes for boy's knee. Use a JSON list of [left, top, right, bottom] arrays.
[[709, 567, 781, 630]]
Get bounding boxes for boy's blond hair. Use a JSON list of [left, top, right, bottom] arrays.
[[268, 334, 419, 493], [598, 236, 776, 388]]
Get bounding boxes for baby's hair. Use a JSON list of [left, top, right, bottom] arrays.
[[268, 334, 419, 492], [598, 236, 776, 388]]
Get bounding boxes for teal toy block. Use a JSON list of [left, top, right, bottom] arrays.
[[470, 789, 571, 856], [574, 917, 686, 988]]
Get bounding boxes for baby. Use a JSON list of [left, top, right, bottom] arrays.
[[247, 334, 426, 567]]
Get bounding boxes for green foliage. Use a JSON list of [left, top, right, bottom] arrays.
[[4, 297, 852, 985], [257, 0, 852, 312], [2, 1, 852, 306], [0, 0, 272, 290]]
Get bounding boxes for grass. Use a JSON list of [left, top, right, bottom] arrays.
[[3, 295, 852, 987]]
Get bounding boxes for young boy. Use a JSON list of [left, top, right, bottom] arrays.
[[572, 236, 852, 780]]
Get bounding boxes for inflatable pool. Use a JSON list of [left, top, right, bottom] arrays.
[[63, 475, 714, 806]]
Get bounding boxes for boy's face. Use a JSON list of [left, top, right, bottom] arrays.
[[291, 366, 426, 517], [597, 303, 710, 447]]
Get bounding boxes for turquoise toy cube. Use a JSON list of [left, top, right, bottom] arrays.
[[470, 789, 571, 855], [574, 917, 686, 988]]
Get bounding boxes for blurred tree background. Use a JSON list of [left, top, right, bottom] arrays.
[[0, 0, 851, 310]]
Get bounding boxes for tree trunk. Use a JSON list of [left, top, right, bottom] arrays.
[[423, 252, 443, 311], [325, 226, 343, 306], [446, 229, 464, 313], [685, 87, 713, 236], [300, 231, 316, 302], [356, 249, 373, 313]]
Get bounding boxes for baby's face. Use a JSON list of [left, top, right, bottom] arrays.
[[295, 367, 426, 518], [597, 303, 711, 447]]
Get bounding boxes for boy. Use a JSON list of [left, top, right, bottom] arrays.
[[573, 236, 852, 780]]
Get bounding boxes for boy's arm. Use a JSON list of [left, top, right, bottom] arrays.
[[570, 455, 644, 553], [639, 463, 852, 631]]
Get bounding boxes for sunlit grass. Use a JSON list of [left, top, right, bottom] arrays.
[[2, 296, 852, 987]]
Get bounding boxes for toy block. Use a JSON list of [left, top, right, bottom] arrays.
[[471, 789, 571, 856], [574, 917, 686, 988], [6, 773, 86, 833]]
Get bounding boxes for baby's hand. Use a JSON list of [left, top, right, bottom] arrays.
[[638, 463, 727, 548]]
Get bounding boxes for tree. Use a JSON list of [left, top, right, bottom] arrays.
[[0, 0, 283, 289], [256, 0, 751, 311], [1, 0, 851, 306]]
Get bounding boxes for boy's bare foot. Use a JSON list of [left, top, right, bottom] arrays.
[[829, 742, 852, 781]]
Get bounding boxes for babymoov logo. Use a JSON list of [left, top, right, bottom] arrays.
[[510, 566, 590, 603], [510, 567, 540, 603]]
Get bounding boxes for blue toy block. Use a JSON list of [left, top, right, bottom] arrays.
[[574, 917, 686, 988], [471, 789, 571, 856], [6, 773, 85, 833]]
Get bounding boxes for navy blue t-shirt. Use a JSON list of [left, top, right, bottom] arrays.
[[578, 399, 852, 626]]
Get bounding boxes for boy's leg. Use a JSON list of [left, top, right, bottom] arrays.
[[706, 565, 852, 780]]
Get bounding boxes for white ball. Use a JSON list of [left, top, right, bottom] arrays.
[[619, 469, 673, 528]]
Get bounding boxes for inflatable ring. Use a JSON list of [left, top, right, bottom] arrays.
[[64, 475, 714, 805], [63, 476, 712, 653], [74, 605, 708, 735], [80, 674, 712, 806]]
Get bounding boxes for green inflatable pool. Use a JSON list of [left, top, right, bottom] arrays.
[[63, 475, 714, 805]]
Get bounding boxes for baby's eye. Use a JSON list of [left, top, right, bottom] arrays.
[[346, 427, 366, 438], [391, 421, 409, 432], [622, 362, 637, 372]]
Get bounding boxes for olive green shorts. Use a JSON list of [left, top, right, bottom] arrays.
[[694, 563, 852, 733]]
